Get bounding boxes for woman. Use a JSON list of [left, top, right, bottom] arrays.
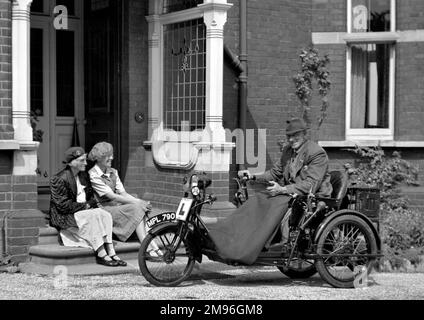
[[49, 147, 126, 267], [87, 142, 161, 256]]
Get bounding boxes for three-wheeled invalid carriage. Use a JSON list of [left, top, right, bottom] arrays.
[[138, 172, 382, 288]]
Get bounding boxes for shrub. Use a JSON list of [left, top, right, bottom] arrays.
[[346, 146, 419, 210], [346, 146, 423, 271], [379, 207, 424, 270]]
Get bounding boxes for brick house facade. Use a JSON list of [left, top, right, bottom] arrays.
[[1, 0, 423, 263]]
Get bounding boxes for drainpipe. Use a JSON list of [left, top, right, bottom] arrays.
[[238, 0, 248, 170]]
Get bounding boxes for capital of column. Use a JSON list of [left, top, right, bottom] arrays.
[[12, 0, 32, 16], [146, 15, 160, 48], [199, 2, 233, 30]]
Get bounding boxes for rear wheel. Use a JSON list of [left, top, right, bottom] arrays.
[[315, 215, 378, 288], [138, 225, 195, 287]]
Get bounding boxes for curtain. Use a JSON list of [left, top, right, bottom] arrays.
[[351, 45, 368, 128]]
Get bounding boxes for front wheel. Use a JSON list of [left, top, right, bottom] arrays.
[[315, 215, 378, 288], [138, 225, 195, 287]]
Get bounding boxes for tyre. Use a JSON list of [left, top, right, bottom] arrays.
[[278, 258, 317, 279], [315, 215, 378, 288], [138, 225, 195, 287]]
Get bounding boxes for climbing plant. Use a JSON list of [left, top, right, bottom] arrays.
[[293, 46, 331, 129], [30, 110, 44, 143]]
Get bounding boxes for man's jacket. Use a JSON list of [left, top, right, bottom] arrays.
[[49, 167, 97, 230], [259, 140, 332, 197]]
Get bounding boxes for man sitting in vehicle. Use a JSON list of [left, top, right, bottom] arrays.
[[208, 117, 332, 264]]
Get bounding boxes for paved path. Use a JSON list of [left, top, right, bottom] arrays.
[[1, 261, 423, 300]]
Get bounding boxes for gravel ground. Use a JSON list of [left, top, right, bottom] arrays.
[[0, 265, 423, 300]]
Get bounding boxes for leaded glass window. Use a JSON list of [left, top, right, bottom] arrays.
[[162, 0, 203, 14], [163, 18, 206, 131]]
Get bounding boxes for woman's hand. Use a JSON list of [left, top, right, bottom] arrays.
[[137, 199, 152, 212], [266, 181, 288, 197]]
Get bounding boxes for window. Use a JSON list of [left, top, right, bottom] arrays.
[[346, 0, 396, 140], [351, 0, 391, 32], [162, 0, 203, 14], [163, 18, 206, 131]]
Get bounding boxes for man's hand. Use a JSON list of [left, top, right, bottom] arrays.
[[266, 181, 288, 197], [237, 170, 254, 179]]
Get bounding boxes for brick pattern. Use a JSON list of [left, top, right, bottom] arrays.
[[140, 168, 232, 214], [0, 210, 45, 262], [397, 0, 424, 30], [239, 0, 312, 168], [396, 43, 424, 141], [312, 0, 346, 33], [0, 175, 38, 212], [313, 44, 346, 142], [0, 0, 12, 140], [0, 174, 43, 262]]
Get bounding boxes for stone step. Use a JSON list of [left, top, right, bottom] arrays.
[[38, 226, 60, 245], [19, 258, 142, 276], [28, 241, 141, 266]]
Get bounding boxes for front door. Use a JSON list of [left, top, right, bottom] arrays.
[[84, 0, 122, 171], [30, 0, 84, 186]]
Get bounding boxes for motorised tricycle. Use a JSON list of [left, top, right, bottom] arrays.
[[138, 172, 382, 288]]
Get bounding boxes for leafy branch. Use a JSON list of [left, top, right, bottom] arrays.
[[293, 46, 331, 129]]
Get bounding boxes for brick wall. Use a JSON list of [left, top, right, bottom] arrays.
[[396, 42, 424, 141], [311, 0, 346, 33], [313, 44, 346, 141], [397, 0, 424, 30], [0, 175, 45, 262], [0, 0, 12, 140], [241, 0, 312, 168]]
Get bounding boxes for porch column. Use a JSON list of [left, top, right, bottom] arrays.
[[7, 0, 45, 265], [196, 0, 234, 172], [12, 0, 33, 143], [12, 0, 38, 176]]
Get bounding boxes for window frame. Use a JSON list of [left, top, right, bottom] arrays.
[[159, 6, 205, 141], [345, 0, 396, 141]]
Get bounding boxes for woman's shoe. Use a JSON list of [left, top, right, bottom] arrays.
[[110, 255, 127, 267], [96, 255, 119, 267]]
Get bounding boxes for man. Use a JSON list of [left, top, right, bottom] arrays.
[[241, 117, 332, 198], [49, 147, 126, 267], [207, 118, 332, 264]]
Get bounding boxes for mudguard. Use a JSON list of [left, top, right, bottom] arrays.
[[147, 221, 203, 263], [313, 209, 381, 251]]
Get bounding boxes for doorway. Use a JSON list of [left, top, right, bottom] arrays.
[[30, 0, 123, 190], [30, 0, 85, 187], [84, 0, 123, 172]]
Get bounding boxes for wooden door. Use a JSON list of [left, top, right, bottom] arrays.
[[30, 0, 84, 186], [84, 0, 122, 170]]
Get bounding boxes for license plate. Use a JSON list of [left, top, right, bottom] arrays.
[[146, 212, 177, 230], [175, 198, 193, 222]]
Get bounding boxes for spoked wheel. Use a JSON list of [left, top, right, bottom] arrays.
[[278, 257, 317, 279], [315, 215, 378, 288], [138, 225, 195, 287]]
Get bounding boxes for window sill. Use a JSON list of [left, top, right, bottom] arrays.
[[319, 140, 424, 148], [0, 140, 39, 150], [343, 32, 399, 44]]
